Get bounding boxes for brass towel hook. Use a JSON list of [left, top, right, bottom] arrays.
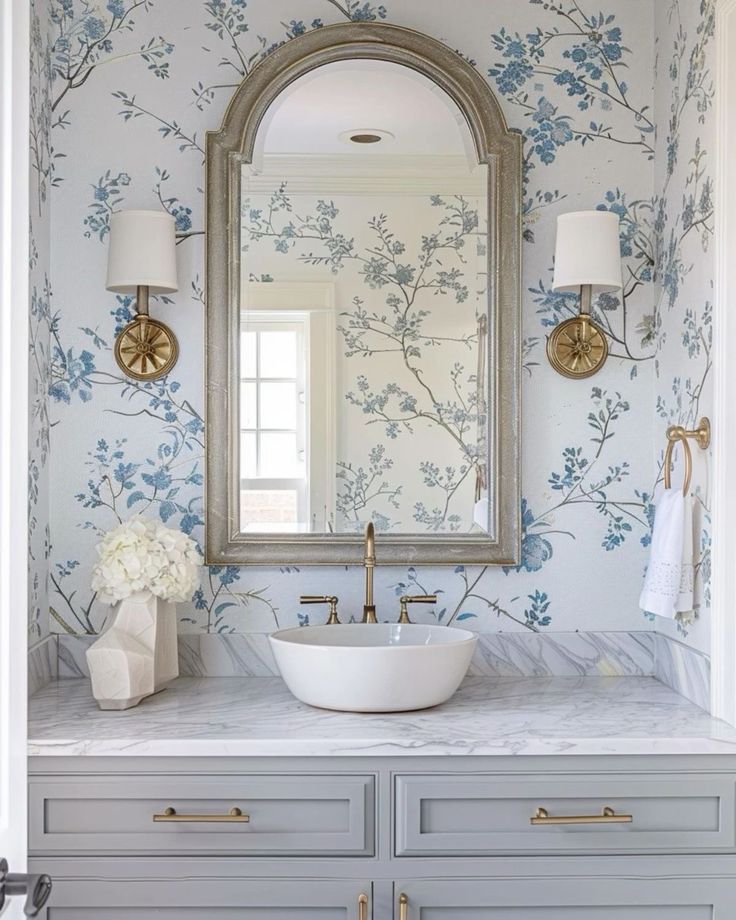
[[663, 417, 710, 495]]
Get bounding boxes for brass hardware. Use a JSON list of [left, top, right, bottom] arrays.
[[362, 522, 378, 623], [663, 417, 710, 495], [546, 315, 608, 379], [399, 892, 409, 920], [663, 434, 692, 495], [153, 806, 249, 823], [299, 595, 340, 625], [666, 418, 711, 451], [358, 892, 368, 920], [531, 806, 632, 826], [398, 594, 437, 624], [547, 284, 608, 379], [114, 286, 178, 381]]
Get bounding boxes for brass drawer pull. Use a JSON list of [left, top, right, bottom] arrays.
[[153, 806, 250, 824], [358, 892, 368, 920], [531, 806, 632, 826], [398, 892, 408, 920]]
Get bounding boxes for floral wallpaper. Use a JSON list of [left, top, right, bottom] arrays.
[[28, 0, 53, 645], [24, 0, 713, 652], [651, 0, 715, 655]]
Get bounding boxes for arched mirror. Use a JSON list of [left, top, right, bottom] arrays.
[[205, 23, 521, 565]]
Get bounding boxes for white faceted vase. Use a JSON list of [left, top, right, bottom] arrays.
[[86, 590, 179, 710]]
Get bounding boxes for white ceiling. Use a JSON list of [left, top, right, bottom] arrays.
[[259, 59, 473, 158]]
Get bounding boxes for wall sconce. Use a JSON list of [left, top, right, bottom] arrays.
[[106, 209, 179, 381], [547, 210, 622, 379]]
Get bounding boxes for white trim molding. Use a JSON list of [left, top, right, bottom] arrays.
[[0, 0, 30, 872], [711, 0, 736, 723]]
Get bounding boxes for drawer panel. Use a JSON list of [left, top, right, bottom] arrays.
[[30, 774, 375, 856], [43, 878, 372, 919], [393, 877, 736, 918], [395, 773, 736, 855]]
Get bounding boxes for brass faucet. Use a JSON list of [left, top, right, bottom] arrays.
[[302, 524, 437, 625], [362, 521, 378, 623]]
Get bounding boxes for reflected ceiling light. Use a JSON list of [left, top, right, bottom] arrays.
[[338, 128, 395, 146]]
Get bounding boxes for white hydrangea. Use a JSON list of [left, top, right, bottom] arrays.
[[91, 517, 202, 604]]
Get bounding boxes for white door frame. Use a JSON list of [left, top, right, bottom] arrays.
[[711, 0, 736, 724], [0, 0, 30, 884]]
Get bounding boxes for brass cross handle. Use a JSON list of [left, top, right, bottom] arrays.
[[299, 595, 340, 625], [398, 594, 437, 624]]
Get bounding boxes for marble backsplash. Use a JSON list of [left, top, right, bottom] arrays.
[[28, 635, 58, 697], [40, 629, 710, 712]]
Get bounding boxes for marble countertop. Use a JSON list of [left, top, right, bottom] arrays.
[[28, 675, 736, 758]]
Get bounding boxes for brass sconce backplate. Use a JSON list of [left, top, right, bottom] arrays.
[[114, 315, 179, 381], [546, 315, 608, 379]]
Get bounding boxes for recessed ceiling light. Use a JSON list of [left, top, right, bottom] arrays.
[[339, 128, 395, 146]]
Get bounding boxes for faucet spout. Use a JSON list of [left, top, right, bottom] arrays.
[[362, 521, 377, 623]]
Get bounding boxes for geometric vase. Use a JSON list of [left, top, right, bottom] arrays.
[[85, 589, 179, 710]]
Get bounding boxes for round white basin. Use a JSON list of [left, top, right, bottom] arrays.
[[269, 623, 477, 712]]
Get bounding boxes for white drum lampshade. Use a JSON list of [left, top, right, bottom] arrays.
[[106, 210, 178, 294], [552, 210, 622, 293]]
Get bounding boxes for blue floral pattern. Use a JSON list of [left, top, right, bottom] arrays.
[[25, 0, 713, 655]]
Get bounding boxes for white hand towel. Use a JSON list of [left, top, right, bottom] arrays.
[[639, 488, 685, 619], [676, 495, 694, 614]]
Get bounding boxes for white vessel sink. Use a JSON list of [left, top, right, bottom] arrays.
[[269, 623, 477, 712]]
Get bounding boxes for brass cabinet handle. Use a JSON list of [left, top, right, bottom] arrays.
[[531, 806, 632, 826], [152, 806, 250, 823], [398, 892, 408, 920], [358, 892, 368, 920]]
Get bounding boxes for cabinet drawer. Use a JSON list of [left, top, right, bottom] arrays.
[[43, 878, 372, 919], [30, 774, 375, 856], [395, 773, 736, 855], [393, 877, 736, 919]]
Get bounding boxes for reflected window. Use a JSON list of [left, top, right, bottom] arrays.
[[240, 318, 307, 531]]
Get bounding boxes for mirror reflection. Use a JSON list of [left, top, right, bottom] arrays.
[[239, 60, 490, 536]]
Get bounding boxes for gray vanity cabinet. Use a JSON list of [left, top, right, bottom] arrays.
[[28, 756, 736, 918], [393, 878, 736, 919]]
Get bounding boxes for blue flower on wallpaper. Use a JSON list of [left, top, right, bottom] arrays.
[[338, 1, 387, 21], [84, 170, 130, 240], [523, 590, 552, 628], [528, 97, 574, 164], [636, 490, 655, 548], [549, 447, 589, 492], [510, 499, 554, 575], [49, 347, 95, 403], [531, 279, 578, 329], [284, 18, 324, 36]]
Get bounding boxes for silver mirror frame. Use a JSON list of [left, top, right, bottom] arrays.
[[205, 22, 522, 566]]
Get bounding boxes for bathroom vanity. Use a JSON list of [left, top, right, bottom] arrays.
[[17, 10, 731, 919], [27, 675, 736, 918]]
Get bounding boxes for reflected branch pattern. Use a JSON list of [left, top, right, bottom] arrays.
[[247, 188, 487, 532]]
